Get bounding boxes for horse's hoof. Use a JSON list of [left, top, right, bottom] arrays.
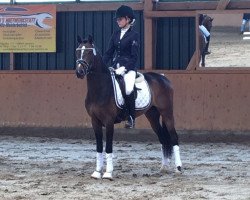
[[175, 166, 182, 174], [91, 171, 102, 179], [102, 172, 113, 180], [160, 165, 170, 173]]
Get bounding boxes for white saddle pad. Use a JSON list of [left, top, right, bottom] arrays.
[[110, 72, 151, 110]]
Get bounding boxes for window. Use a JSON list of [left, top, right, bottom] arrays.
[[197, 11, 250, 68]]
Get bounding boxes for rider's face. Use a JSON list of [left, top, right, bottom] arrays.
[[116, 17, 130, 28]]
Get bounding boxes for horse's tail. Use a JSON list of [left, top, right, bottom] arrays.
[[161, 121, 173, 158]]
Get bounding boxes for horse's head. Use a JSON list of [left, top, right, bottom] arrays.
[[75, 35, 97, 79], [202, 15, 213, 32]]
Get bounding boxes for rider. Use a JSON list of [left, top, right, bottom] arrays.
[[240, 13, 250, 34], [199, 14, 211, 55], [103, 5, 139, 129]]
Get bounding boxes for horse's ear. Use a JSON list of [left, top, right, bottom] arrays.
[[211, 18, 214, 22], [77, 35, 82, 44], [88, 35, 94, 44]]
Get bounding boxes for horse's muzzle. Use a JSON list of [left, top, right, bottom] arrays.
[[75, 67, 85, 79]]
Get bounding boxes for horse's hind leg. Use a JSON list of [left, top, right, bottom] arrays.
[[145, 107, 172, 172], [201, 53, 205, 67], [91, 117, 104, 179], [161, 113, 182, 173]]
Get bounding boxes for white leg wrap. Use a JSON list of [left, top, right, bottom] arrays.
[[91, 171, 102, 179], [105, 153, 113, 173], [199, 25, 210, 37], [96, 152, 103, 172], [161, 147, 170, 166], [173, 145, 182, 167], [102, 153, 113, 180]]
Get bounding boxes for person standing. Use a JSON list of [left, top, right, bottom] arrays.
[[240, 13, 250, 34], [103, 5, 139, 129]]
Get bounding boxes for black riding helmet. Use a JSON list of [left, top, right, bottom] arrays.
[[115, 5, 135, 20]]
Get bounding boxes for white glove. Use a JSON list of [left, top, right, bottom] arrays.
[[115, 66, 126, 76]]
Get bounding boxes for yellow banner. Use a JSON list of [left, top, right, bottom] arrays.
[[0, 5, 56, 52]]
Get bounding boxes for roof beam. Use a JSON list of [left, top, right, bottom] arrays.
[[144, 11, 196, 18], [55, 1, 250, 12], [227, 0, 250, 9], [155, 2, 218, 11], [56, 2, 143, 12], [216, 0, 231, 10], [155, 1, 250, 11]]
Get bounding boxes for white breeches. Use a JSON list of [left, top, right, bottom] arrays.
[[199, 25, 210, 37], [124, 70, 136, 95]]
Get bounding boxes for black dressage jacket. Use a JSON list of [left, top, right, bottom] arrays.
[[103, 27, 139, 71]]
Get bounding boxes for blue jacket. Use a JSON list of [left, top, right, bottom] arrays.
[[103, 27, 139, 71], [243, 13, 250, 20]]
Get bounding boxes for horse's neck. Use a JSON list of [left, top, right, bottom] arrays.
[[86, 54, 112, 95], [93, 54, 109, 74], [86, 73, 113, 103]]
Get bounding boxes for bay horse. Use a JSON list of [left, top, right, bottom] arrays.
[[75, 35, 182, 180], [199, 15, 213, 67]]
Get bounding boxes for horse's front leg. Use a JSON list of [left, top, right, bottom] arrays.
[[201, 53, 205, 67], [91, 117, 104, 179], [102, 122, 114, 180]]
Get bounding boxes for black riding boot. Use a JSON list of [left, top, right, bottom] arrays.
[[204, 35, 211, 55], [124, 92, 135, 129]]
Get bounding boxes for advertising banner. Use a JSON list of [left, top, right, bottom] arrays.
[[0, 5, 56, 52]]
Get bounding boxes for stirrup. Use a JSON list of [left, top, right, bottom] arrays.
[[124, 116, 135, 129]]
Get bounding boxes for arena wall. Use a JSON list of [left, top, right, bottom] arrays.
[[1, 1, 250, 133], [0, 71, 249, 131], [209, 13, 242, 27]]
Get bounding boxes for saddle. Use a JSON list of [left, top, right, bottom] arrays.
[[109, 68, 151, 111], [115, 72, 144, 100]]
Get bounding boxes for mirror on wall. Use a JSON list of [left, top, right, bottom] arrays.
[[197, 11, 250, 68]]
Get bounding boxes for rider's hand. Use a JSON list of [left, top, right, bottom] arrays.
[[115, 66, 126, 76]]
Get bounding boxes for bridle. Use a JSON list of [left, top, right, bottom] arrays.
[[76, 45, 97, 75]]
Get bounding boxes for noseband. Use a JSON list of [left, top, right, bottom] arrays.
[[76, 46, 97, 75]]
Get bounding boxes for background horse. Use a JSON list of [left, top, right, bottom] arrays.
[[199, 15, 213, 67], [75, 35, 182, 180]]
